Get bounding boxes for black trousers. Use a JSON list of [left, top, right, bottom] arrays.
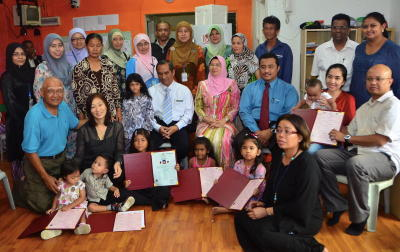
[[128, 186, 170, 211], [234, 211, 324, 252], [150, 118, 189, 162]]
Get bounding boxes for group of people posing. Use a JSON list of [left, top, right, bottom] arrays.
[[1, 10, 400, 252]]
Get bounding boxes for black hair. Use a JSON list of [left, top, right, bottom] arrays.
[[129, 128, 152, 153], [263, 15, 281, 30], [193, 137, 216, 162], [305, 78, 323, 90], [156, 21, 171, 30], [259, 53, 279, 67], [96, 153, 112, 169], [22, 40, 33, 45], [276, 114, 311, 151], [125, 73, 151, 99], [61, 160, 80, 179], [364, 12, 389, 38], [331, 13, 351, 27], [156, 59, 174, 71], [326, 63, 348, 83], [85, 33, 103, 45], [86, 93, 112, 127], [238, 134, 264, 175]]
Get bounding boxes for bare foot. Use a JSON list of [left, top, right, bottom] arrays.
[[212, 206, 230, 215], [124, 180, 131, 188]]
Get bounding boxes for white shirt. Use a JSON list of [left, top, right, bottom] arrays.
[[149, 81, 194, 131], [348, 90, 400, 174], [304, 92, 332, 109], [311, 38, 358, 91]]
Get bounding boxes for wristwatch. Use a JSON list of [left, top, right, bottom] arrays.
[[344, 135, 352, 144]]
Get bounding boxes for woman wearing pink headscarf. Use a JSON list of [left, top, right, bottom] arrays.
[[195, 56, 240, 168], [126, 33, 158, 88]]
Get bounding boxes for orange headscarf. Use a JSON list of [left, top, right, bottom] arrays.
[[170, 21, 199, 66]]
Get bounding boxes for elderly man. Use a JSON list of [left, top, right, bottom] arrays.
[[151, 21, 176, 62], [311, 13, 358, 91], [316, 64, 400, 235], [239, 53, 298, 147], [21, 77, 86, 213], [149, 60, 194, 162]]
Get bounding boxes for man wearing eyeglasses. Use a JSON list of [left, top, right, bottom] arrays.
[[19, 77, 87, 213], [315, 64, 400, 236], [311, 14, 358, 91]]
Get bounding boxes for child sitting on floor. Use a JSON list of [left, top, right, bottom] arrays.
[[81, 154, 135, 213], [293, 79, 337, 110], [41, 161, 90, 240], [188, 137, 217, 169], [212, 133, 266, 215]]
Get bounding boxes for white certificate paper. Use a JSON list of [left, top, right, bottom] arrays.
[[230, 179, 264, 211], [47, 208, 85, 230], [310, 110, 344, 145], [199, 167, 223, 197], [113, 210, 145, 232], [151, 151, 178, 186]]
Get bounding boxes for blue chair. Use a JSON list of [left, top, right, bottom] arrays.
[[0, 169, 16, 210]]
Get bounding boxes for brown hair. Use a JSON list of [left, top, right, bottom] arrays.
[[276, 114, 311, 151], [86, 93, 112, 127]]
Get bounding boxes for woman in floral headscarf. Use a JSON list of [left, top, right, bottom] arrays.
[[226, 33, 260, 91], [195, 56, 240, 168], [167, 21, 205, 95]]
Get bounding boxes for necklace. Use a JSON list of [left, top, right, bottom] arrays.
[[282, 149, 301, 161]]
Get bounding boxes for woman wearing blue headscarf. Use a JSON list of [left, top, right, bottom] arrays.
[[66, 28, 88, 66], [33, 33, 77, 159]]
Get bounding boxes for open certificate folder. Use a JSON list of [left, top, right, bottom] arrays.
[[171, 167, 223, 202], [207, 169, 264, 210], [292, 109, 344, 146], [113, 210, 145, 232], [123, 150, 178, 190], [46, 208, 85, 229]]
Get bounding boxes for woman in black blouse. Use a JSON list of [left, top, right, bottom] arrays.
[[74, 93, 124, 186], [234, 114, 327, 252]]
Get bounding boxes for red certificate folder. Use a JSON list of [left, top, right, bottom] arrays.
[[123, 152, 153, 190], [207, 169, 263, 210], [171, 168, 202, 202], [123, 150, 178, 190], [171, 167, 223, 203], [87, 211, 145, 234], [18, 209, 85, 239], [292, 109, 344, 145]]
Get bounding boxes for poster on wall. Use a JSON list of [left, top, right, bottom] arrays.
[[192, 23, 232, 48], [62, 31, 133, 56]]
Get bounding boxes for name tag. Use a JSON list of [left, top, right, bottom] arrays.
[[176, 99, 184, 102], [276, 54, 283, 58]]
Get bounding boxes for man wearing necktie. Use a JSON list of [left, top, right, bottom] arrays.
[[149, 60, 194, 163], [238, 53, 298, 147]]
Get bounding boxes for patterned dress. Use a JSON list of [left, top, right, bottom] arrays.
[[71, 57, 121, 118], [122, 95, 155, 148], [33, 61, 78, 159], [195, 80, 240, 168], [57, 179, 87, 209], [233, 159, 266, 206]]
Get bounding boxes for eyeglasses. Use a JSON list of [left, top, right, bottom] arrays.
[[12, 53, 26, 57], [332, 26, 348, 30], [361, 24, 379, 29], [272, 128, 298, 136], [209, 63, 221, 67], [366, 77, 391, 82], [46, 88, 64, 95], [71, 37, 85, 42]]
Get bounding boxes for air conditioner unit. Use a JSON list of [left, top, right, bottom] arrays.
[[41, 16, 61, 26]]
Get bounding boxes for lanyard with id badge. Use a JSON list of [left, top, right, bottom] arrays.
[[137, 57, 159, 88], [181, 63, 188, 82]]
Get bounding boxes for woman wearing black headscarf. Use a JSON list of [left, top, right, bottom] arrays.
[[0, 43, 35, 180]]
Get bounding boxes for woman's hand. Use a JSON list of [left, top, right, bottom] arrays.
[[210, 119, 225, 128], [247, 200, 265, 210], [114, 188, 120, 198], [247, 207, 269, 220], [61, 205, 73, 212], [116, 109, 123, 122], [113, 162, 122, 179], [203, 116, 215, 124], [46, 208, 56, 215]]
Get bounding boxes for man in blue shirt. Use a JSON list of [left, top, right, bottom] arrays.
[[255, 16, 293, 83], [239, 53, 298, 146], [20, 77, 86, 213]]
